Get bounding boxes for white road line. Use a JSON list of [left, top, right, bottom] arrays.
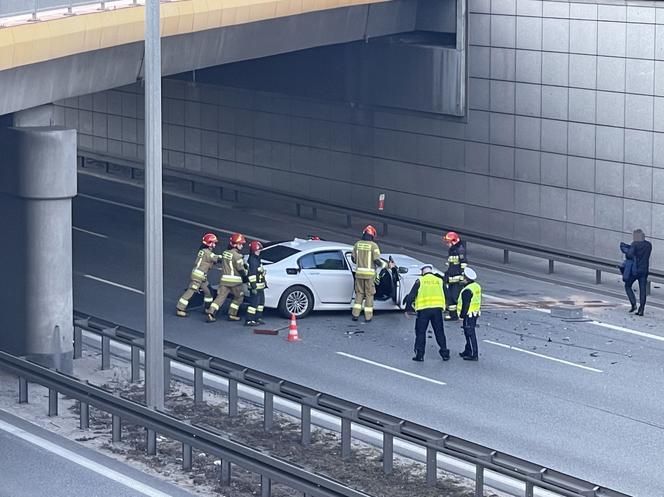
[[73, 226, 108, 239], [336, 352, 447, 386], [82, 274, 144, 295], [589, 320, 664, 343], [0, 416, 173, 497], [483, 340, 603, 373], [78, 193, 268, 242]]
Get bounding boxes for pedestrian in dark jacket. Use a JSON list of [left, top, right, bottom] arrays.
[[624, 229, 652, 316]]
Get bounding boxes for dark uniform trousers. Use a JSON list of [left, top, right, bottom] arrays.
[[415, 308, 450, 359], [462, 315, 479, 358], [247, 289, 265, 320]]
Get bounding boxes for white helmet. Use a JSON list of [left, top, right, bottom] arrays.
[[463, 267, 477, 280], [420, 264, 433, 275]]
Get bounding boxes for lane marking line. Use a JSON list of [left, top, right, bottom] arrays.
[[73, 226, 108, 239], [78, 193, 268, 242], [483, 340, 603, 373], [82, 274, 144, 295], [589, 320, 664, 343], [336, 352, 447, 386], [0, 416, 173, 497]]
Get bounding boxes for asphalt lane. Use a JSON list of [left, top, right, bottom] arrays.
[[71, 174, 664, 496], [0, 410, 194, 497]]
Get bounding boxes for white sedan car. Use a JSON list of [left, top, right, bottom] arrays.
[[256, 238, 441, 318]]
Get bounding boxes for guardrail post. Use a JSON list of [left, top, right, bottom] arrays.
[[503, 249, 510, 264], [31, 0, 37, 21], [647, 280, 652, 296], [220, 459, 231, 486], [73, 326, 82, 359], [525, 482, 534, 497], [112, 415, 122, 442], [475, 464, 484, 497], [228, 379, 238, 416], [18, 377, 28, 404], [194, 367, 204, 404], [341, 418, 351, 459], [131, 345, 141, 382], [382, 433, 393, 474], [301, 405, 311, 445], [48, 389, 58, 417], [261, 475, 271, 497], [101, 335, 111, 370], [147, 429, 157, 455], [80, 401, 89, 429], [296, 203, 301, 217], [233, 190, 239, 202], [421, 231, 427, 245], [426, 447, 436, 486], [346, 215, 352, 228], [67, 0, 73, 15], [263, 392, 273, 431], [182, 443, 192, 471], [312, 207, 318, 220], [548, 259, 555, 274], [382, 222, 388, 236], [163, 358, 171, 394], [595, 270, 602, 285]]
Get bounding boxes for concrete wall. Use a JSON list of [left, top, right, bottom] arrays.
[[56, 0, 664, 269]]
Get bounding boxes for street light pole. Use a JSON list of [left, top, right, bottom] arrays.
[[144, 0, 164, 410]]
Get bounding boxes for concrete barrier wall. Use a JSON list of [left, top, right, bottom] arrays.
[[56, 0, 664, 268]]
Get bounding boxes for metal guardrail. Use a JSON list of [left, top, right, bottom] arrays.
[[64, 309, 631, 497], [1, 0, 137, 20], [0, 348, 373, 497], [78, 149, 664, 293]]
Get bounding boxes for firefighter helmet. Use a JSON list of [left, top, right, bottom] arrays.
[[363, 225, 377, 238], [202, 233, 218, 247], [443, 231, 460, 245], [249, 240, 263, 253], [230, 233, 246, 246]]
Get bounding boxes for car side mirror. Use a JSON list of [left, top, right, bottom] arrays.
[[286, 268, 300, 275], [398, 267, 408, 274]]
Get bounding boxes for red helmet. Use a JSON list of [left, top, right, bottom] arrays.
[[363, 225, 377, 238], [308, 235, 321, 241], [202, 233, 218, 247], [443, 231, 460, 245], [249, 240, 263, 253], [229, 233, 246, 246]]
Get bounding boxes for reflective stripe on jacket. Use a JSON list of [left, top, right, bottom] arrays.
[[352, 240, 383, 279], [220, 248, 245, 285], [414, 274, 446, 311], [190, 247, 219, 281], [458, 282, 482, 317]]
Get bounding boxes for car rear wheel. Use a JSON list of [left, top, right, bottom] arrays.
[[278, 286, 314, 318]]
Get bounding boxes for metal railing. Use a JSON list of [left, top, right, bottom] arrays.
[[0, 349, 372, 497], [78, 149, 664, 292], [64, 310, 630, 497], [1, 0, 138, 20]]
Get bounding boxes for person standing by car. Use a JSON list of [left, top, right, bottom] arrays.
[[624, 229, 652, 316], [207, 233, 248, 322], [351, 225, 385, 322], [176, 233, 220, 317], [403, 265, 450, 362], [458, 267, 482, 361], [443, 231, 467, 321], [245, 240, 267, 326]]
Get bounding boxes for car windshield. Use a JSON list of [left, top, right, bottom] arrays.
[[260, 245, 301, 263]]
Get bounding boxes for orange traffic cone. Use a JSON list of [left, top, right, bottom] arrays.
[[287, 313, 300, 342]]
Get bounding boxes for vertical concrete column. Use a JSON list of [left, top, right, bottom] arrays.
[[0, 125, 77, 373]]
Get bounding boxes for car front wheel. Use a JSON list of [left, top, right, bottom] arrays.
[[278, 286, 314, 318]]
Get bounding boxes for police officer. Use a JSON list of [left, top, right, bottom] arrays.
[[458, 267, 482, 361], [403, 265, 450, 362], [443, 231, 467, 321], [351, 225, 385, 322], [176, 233, 220, 317], [245, 240, 267, 326], [207, 233, 248, 322]]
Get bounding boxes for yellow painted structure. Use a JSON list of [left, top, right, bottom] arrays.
[[0, 0, 387, 71]]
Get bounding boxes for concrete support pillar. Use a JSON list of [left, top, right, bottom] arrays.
[[0, 122, 77, 373]]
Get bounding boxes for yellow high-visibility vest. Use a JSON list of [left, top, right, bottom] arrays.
[[414, 274, 446, 310]]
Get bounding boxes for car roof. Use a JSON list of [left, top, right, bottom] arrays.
[[271, 238, 353, 252]]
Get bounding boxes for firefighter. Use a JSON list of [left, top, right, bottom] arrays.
[[245, 240, 267, 326], [403, 265, 450, 362], [176, 233, 220, 317], [458, 267, 482, 361], [207, 233, 247, 322], [443, 231, 467, 321], [351, 225, 385, 322]]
